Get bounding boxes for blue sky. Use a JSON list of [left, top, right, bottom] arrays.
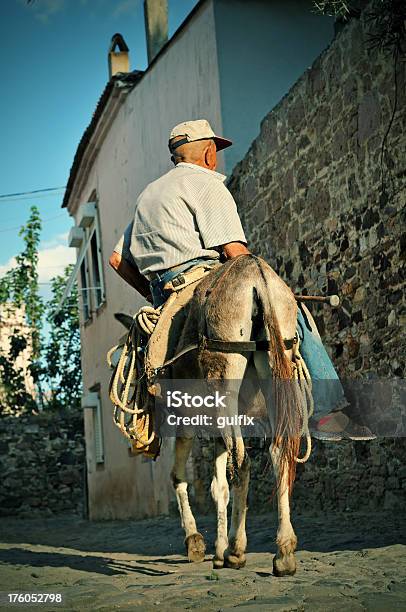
[[0, 0, 198, 299]]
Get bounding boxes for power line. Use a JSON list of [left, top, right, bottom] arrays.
[[0, 191, 66, 206], [0, 186, 66, 200], [0, 213, 66, 234], [0, 193, 65, 205]]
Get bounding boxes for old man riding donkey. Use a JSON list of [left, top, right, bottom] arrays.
[[109, 119, 374, 575]]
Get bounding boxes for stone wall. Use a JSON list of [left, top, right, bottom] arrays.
[[192, 6, 405, 514], [228, 12, 405, 380], [0, 408, 85, 517]]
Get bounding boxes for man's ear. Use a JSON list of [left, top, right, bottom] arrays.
[[205, 142, 217, 169]]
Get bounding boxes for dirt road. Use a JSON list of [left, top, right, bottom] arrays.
[[0, 511, 405, 611]]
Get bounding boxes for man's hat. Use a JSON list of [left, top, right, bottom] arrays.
[[169, 119, 232, 152]]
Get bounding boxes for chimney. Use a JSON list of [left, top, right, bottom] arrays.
[[108, 33, 130, 78], [144, 0, 168, 64]]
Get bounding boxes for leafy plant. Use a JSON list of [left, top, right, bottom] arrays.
[[0, 207, 44, 412], [0, 208, 82, 413], [313, 0, 406, 56], [0, 205, 44, 359], [42, 265, 82, 410], [366, 0, 406, 56], [313, 0, 355, 19], [0, 326, 36, 414]]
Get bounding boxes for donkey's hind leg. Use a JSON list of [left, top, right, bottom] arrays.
[[171, 436, 206, 562], [211, 438, 230, 568], [224, 441, 250, 569], [270, 444, 297, 576], [254, 351, 298, 576], [209, 354, 250, 569]]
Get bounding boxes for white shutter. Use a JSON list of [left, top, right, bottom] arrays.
[[82, 392, 104, 464], [52, 226, 95, 319], [77, 202, 97, 228], [93, 215, 106, 305], [94, 398, 104, 464], [68, 226, 85, 248]]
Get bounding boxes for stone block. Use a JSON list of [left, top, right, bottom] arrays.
[[383, 490, 402, 510], [0, 442, 9, 454], [260, 116, 279, 157], [287, 96, 305, 126], [353, 286, 366, 303], [331, 126, 349, 161], [343, 76, 358, 106], [386, 476, 400, 490], [307, 59, 325, 97], [242, 176, 258, 202], [357, 91, 381, 144], [282, 167, 295, 200]]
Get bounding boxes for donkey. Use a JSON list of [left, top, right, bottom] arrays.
[[117, 254, 305, 576]]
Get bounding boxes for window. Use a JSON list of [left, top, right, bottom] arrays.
[[66, 196, 106, 322]]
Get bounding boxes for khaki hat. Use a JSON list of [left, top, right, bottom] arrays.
[[169, 119, 232, 152]]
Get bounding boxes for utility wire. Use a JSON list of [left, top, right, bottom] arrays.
[[0, 213, 66, 234], [0, 186, 66, 200], [0, 191, 66, 205]]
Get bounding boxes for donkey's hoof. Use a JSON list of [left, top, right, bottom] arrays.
[[212, 556, 224, 569], [224, 553, 246, 569], [185, 533, 206, 563], [273, 553, 296, 577]]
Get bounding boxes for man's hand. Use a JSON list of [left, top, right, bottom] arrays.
[[222, 242, 250, 259], [109, 252, 152, 303]]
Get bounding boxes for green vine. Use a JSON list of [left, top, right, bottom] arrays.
[[313, 0, 355, 19], [0, 206, 44, 359], [0, 209, 82, 413], [43, 265, 82, 410], [313, 0, 406, 56]]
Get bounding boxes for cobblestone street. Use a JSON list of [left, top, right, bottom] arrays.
[[0, 511, 405, 611]]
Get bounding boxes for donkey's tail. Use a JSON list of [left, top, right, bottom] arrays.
[[252, 256, 302, 495]]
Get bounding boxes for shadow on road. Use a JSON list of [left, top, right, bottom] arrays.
[[0, 548, 175, 577], [0, 512, 404, 559]]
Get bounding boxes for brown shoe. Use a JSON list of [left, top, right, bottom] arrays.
[[310, 410, 376, 442]]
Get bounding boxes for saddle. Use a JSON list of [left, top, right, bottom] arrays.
[[108, 262, 221, 459]]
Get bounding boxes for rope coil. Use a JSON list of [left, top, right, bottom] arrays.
[[291, 334, 313, 463], [108, 306, 162, 455]]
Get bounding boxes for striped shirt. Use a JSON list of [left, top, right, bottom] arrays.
[[114, 162, 247, 277]]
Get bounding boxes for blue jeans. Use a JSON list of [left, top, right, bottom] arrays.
[[150, 261, 345, 418], [149, 257, 219, 308], [297, 306, 346, 418]]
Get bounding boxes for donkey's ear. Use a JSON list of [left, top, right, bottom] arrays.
[[114, 312, 133, 330]]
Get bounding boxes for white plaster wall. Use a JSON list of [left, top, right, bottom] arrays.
[[74, 143, 174, 520], [123, 0, 224, 195], [72, 0, 223, 520], [213, 0, 334, 172]]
